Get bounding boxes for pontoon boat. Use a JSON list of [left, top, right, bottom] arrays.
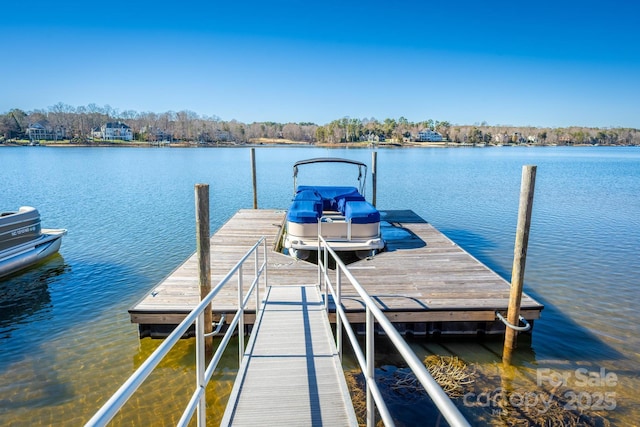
[[283, 158, 384, 260], [0, 206, 67, 278]]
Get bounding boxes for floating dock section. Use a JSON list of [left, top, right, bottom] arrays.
[[129, 209, 543, 337]]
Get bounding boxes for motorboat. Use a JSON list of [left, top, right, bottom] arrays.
[[283, 158, 384, 260], [0, 206, 67, 278]]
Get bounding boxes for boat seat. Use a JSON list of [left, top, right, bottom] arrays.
[[286, 200, 322, 224], [297, 186, 363, 211], [344, 201, 380, 224], [336, 191, 366, 213]]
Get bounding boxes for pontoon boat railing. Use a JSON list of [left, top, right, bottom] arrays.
[[317, 215, 382, 244], [319, 214, 354, 241], [318, 235, 470, 427], [85, 237, 268, 427]]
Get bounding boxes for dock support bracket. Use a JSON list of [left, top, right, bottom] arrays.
[[496, 311, 531, 332], [204, 314, 226, 337]]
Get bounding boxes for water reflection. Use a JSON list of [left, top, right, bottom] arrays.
[[0, 254, 68, 331]]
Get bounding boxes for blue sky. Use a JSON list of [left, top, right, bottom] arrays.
[[2, 0, 639, 128]]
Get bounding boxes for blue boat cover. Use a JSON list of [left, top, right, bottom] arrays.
[[344, 201, 380, 224], [294, 189, 323, 202], [336, 191, 366, 213], [287, 200, 322, 224], [289, 186, 380, 224], [296, 186, 364, 211]]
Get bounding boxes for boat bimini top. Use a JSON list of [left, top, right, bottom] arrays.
[[293, 158, 368, 197]]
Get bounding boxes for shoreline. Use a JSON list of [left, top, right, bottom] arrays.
[[0, 139, 634, 149]]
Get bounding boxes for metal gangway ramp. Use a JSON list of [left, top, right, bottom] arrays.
[[221, 284, 358, 426], [87, 224, 469, 427]]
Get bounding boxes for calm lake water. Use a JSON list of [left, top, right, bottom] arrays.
[[1, 145, 638, 426]]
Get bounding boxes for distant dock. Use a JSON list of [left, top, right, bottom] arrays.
[[129, 209, 543, 337]]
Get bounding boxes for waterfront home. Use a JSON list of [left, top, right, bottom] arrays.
[[415, 129, 443, 142], [27, 121, 66, 141], [360, 132, 386, 142], [92, 122, 133, 141], [140, 126, 172, 142]]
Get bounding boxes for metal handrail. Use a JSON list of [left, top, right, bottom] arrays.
[[318, 236, 470, 427], [85, 237, 268, 427]]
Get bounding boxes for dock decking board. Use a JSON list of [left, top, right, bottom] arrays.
[[129, 209, 543, 331]]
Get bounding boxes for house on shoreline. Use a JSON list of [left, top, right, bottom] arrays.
[[27, 122, 66, 142], [92, 122, 133, 141], [140, 126, 172, 142], [359, 132, 386, 143], [415, 129, 443, 142]]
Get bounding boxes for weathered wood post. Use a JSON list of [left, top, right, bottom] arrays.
[[503, 165, 536, 365], [195, 183, 213, 356], [371, 151, 377, 208], [251, 148, 258, 209]]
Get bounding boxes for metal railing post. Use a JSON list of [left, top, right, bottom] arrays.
[[255, 244, 260, 314], [317, 236, 321, 290], [336, 267, 342, 361], [263, 238, 268, 289], [238, 265, 244, 365], [323, 242, 329, 309], [317, 220, 322, 287], [366, 306, 375, 427], [195, 312, 206, 427]]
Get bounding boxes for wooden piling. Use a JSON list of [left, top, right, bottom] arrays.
[[503, 165, 536, 365], [195, 184, 213, 356], [371, 151, 377, 208], [251, 148, 258, 209]]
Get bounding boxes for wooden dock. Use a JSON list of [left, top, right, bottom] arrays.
[[220, 284, 358, 426], [129, 209, 544, 337]]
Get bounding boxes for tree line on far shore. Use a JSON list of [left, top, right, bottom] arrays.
[[2, 103, 639, 146]]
